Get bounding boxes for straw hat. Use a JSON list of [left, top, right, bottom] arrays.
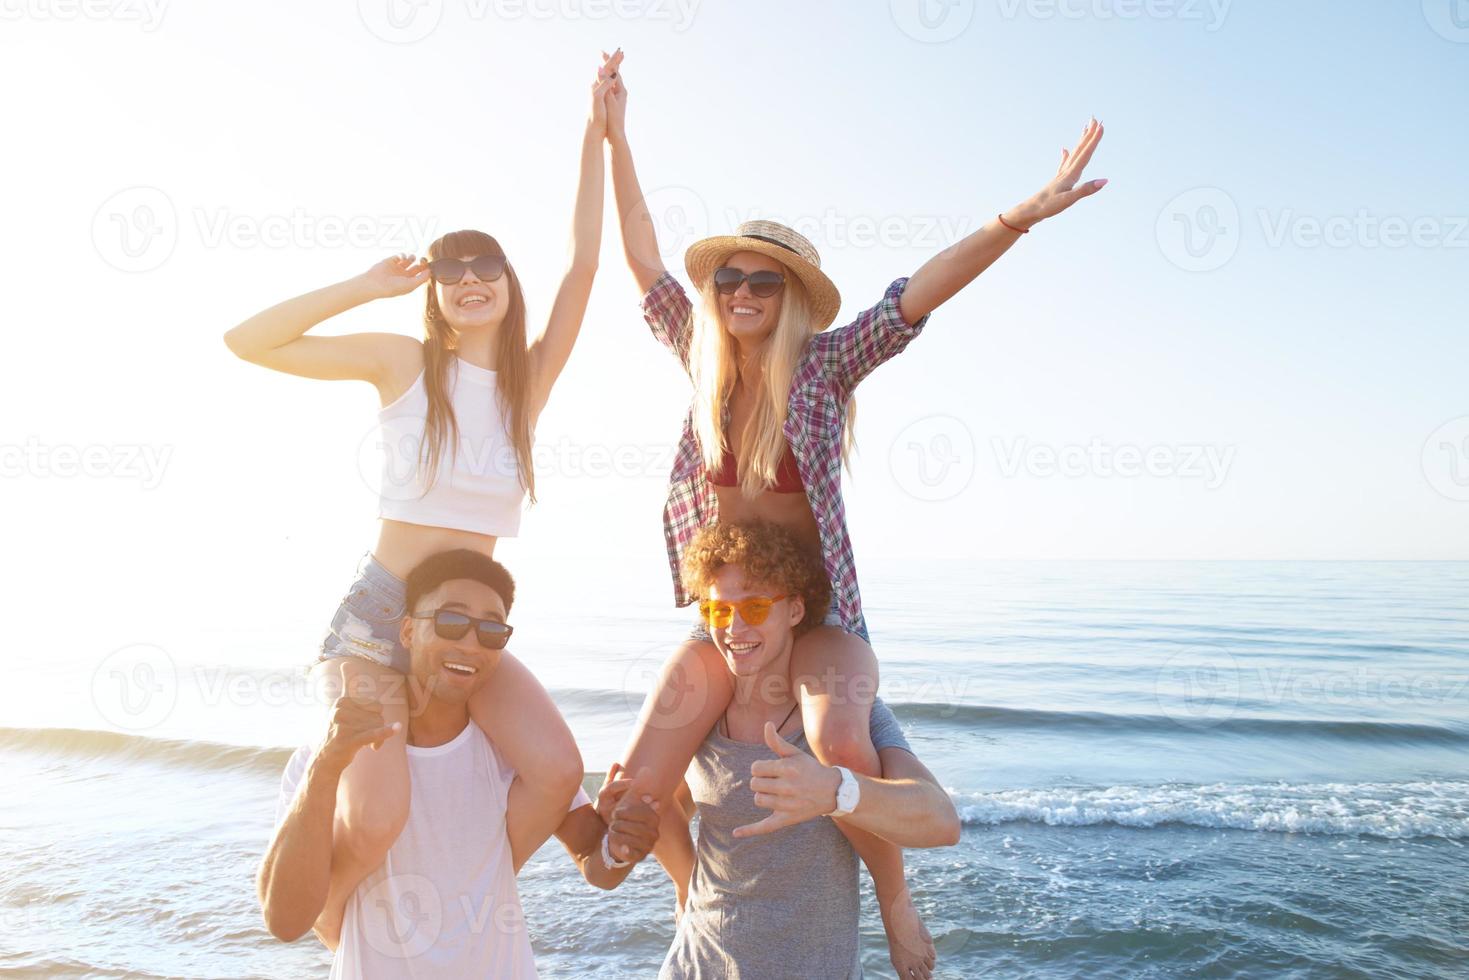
[[684, 220, 842, 330]]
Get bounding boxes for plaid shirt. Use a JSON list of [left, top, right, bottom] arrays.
[[641, 272, 931, 642]]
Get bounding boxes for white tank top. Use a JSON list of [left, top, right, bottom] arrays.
[[336, 724, 536, 979], [375, 358, 526, 538], [274, 736, 593, 979]]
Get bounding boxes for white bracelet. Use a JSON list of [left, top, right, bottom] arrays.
[[601, 833, 633, 870]]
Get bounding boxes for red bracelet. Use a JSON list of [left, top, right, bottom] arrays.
[[997, 212, 1030, 234]]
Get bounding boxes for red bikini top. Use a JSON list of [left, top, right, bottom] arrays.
[[707, 443, 804, 494]]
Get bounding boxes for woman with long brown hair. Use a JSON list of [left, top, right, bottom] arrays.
[[226, 51, 625, 946], [600, 57, 1106, 978]]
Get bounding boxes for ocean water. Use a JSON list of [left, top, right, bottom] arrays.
[[3, 561, 1467, 978]]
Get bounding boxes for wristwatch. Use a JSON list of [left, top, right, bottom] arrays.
[[601, 834, 633, 871], [827, 765, 860, 819]]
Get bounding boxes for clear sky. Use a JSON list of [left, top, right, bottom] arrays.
[[2, 0, 1466, 663]]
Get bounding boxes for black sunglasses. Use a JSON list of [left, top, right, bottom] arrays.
[[712, 267, 786, 298], [410, 609, 514, 649], [429, 254, 507, 285]]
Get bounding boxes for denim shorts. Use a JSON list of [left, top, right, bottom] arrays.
[[318, 553, 411, 675]]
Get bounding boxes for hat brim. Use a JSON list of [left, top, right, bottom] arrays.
[[684, 236, 841, 331]]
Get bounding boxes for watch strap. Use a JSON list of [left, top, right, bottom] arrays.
[[827, 765, 859, 818], [601, 833, 633, 870]]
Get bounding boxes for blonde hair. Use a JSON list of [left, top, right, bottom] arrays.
[[688, 265, 856, 496]]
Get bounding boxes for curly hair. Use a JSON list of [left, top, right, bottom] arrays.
[[680, 521, 832, 634]]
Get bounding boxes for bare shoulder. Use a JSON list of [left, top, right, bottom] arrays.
[[375, 334, 425, 406], [376, 332, 424, 365]]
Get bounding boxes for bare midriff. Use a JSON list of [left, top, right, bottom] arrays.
[[712, 484, 822, 555], [372, 518, 499, 581]]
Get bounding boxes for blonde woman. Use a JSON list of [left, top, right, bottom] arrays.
[[600, 57, 1106, 977], [228, 52, 624, 946]]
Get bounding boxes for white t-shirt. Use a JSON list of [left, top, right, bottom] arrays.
[[276, 724, 592, 979]]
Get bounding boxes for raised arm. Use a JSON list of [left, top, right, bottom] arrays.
[[899, 117, 1108, 325], [223, 255, 428, 394], [257, 697, 398, 943], [734, 723, 961, 848], [527, 51, 622, 412], [604, 55, 669, 295]]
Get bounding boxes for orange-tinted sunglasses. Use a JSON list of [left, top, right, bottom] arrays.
[[698, 594, 789, 630]]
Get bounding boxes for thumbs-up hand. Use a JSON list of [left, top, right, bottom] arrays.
[[733, 722, 844, 838]]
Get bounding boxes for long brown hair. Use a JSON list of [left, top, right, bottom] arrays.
[[421, 229, 537, 503]]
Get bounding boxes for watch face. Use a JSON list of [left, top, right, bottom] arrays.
[[836, 768, 859, 812]]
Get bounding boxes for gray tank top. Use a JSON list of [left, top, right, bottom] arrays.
[[658, 698, 913, 979]]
